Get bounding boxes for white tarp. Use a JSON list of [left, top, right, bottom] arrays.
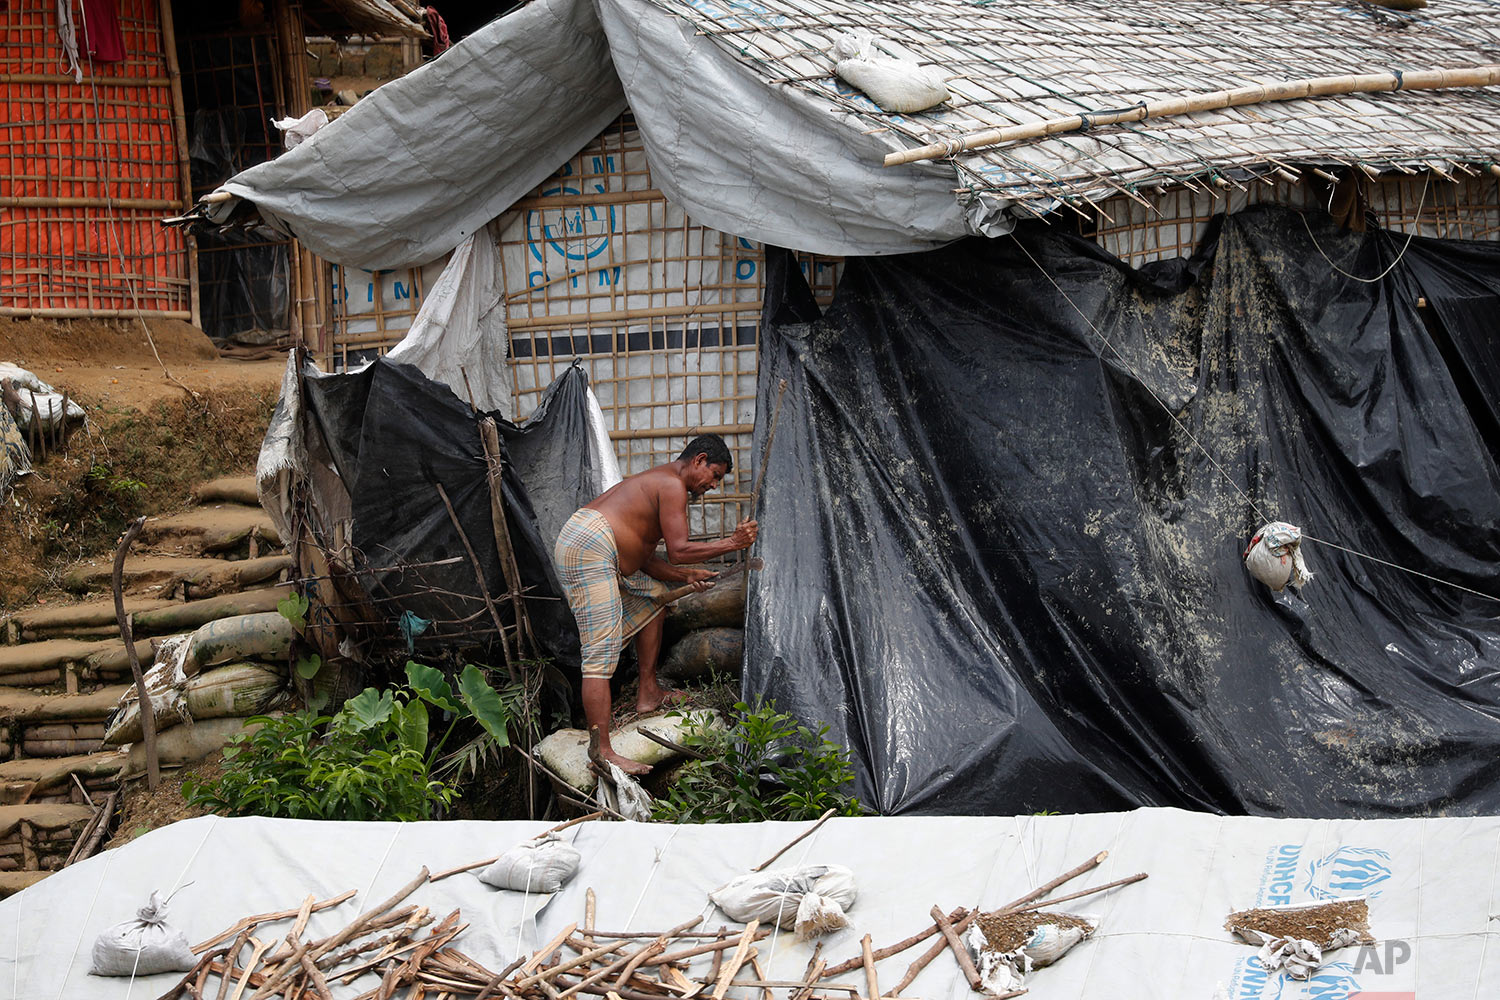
[[4, 808, 1496, 999], [210, 0, 627, 271], [207, 0, 969, 273]]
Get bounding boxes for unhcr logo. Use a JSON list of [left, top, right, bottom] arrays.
[[1256, 845, 1394, 905], [1227, 958, 1363, 1000], [1305, 848, 1392, 901]]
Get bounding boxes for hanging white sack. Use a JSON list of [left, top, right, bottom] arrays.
[[832, 30, 949, 114], [1243, 521, 1313, 591], [709, 865, 857, 931], [89, 891, 197, 976], [478, 833, 583, 893]]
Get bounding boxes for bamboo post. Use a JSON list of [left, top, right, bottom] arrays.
[[885, 65, 1500, 166], [156, 0, 200, 329]]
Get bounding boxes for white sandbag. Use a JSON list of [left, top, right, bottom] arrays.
[[272, 108, 328, 148], [794, 891, 849, 940], [710, 865, 857, 929], [1257, 936, 1322, 980], [102, 635, 191, 747], [965, 910, 1098, 992], [0, 363, 86, 430], [182, 612, 294, 676], [535, 712, 723, 793], [1243, 521, 1313, 591], [89, 891, 196, 976], [121, 716, 270, 777], [832, 30, 949, 113], [478, 833, 582, 893], [595, 761, 653, 822]]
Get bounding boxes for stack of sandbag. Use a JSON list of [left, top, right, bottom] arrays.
[[0, 802, 93, 872], [105, 612, 293, 774], [659, 574, 746, 682]]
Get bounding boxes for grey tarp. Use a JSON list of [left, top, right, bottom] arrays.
[[4, 809, 1497, 998], [209, 0, 968, 271], [212, 0, 627, 270]]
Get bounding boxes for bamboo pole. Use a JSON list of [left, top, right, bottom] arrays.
[[0, 73, 170, 87], [1, 196, 182, 211], [156, 0, 199, 329], [886, 65, 1500, 166], [0, 307, 191, 320]]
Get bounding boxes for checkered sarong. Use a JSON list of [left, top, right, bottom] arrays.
[[553, 508, 672, 680]]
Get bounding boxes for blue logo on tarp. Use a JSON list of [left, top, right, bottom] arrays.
[[1305, 848, 1391, 900], [1227, 959, 1360, 1000], [526, 185, 617, 264]]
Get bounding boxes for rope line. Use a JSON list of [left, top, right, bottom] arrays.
[[1009, 230, 1499, 604], [1299, 174, 1430, 283]]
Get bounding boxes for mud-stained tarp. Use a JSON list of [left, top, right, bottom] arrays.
[[301, 359, 609, 673], [746, 205, 1500, 817]]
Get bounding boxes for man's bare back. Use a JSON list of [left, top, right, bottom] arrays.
[[585, 454, 753, 577]]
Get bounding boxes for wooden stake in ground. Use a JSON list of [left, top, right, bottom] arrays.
[[112, 516, 158, 789], [885, 65, 1500, 166]]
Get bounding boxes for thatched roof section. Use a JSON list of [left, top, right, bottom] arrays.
[[651, 0, 1500, 217], [310, 0, 428, 38]]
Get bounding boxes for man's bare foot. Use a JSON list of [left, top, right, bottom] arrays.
[[589, 752, 652, 777], [636, 687, 690, 714]]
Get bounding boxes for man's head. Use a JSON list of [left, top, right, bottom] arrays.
[[678, 434, 733, 497]]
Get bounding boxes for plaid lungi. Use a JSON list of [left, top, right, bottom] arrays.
[[554, 508, 673, 680]]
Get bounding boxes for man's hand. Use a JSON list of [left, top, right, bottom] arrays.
[[681, 566, 717, 592], [731, 518, 759, 550]]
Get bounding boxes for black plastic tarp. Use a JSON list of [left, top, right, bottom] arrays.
[[745, 206, 1500, 817], [302, 359, 605, 672]]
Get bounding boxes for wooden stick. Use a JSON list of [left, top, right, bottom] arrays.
[[522, 923, 581, 974], [646, 926, 771, 967], [752, 808, 837, 872], [707, 927, 728, 986], [637, 728, 708, 761], [227, 938, 272, 1000], [214, 929, 253, 1000], [886, 913, 975, 997], [1000, 872, 1148, 914], [995, 851, 1109, 913], [792, 949, 825, 1000], [475, 955, 530, 1000], [655, 562, 748, 607], [824, 908, 966, 978], [861, 936, 879, 1000], [886, 65, 1500, 166], [929, 907, 982, 992], [300, 953, 335, 1000], [711, 921, 760, 1000], [434, 480, 517, 682], [111, 517, 158, 789], [749, 378, 789, 509]]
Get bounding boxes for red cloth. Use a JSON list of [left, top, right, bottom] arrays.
[[80, 0, 126, 63], [425, 5, 452, 56]]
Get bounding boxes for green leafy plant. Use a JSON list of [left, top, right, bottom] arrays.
[[182, 710, 456, 821], [651, 701, 863, 824], [183, 663, 515, 821]]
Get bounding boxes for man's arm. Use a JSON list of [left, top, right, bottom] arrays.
[[641, 553, 715, 584], [656, 479, 758, 564]]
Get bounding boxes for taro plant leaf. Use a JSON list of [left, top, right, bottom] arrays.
[[335, 687, 395, 734], [392, 698, 429, 756], [457, 664, 510, 748], [276, 593, 310, 631], [295, 653, 323, 680], [404, 660, 462, 714]]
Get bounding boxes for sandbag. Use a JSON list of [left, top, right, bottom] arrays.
[[536, 712, 723, 792], [121, 716, 268, 776], [181, 612, 294, 676], [105, 662, 284, 746], [1242, 522, 1313, 592], [832, 30, 949, 113], [103, 635, 190, 746], [664, 579, 745, 638], [479, 834, 582, 892], [966, 910, 1098, 992], [89, 891, 196, 976], [660, 628, 743, 682], [594, 760, 653, 822], [709, 865, 857, 931]]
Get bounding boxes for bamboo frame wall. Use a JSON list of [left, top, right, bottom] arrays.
[[496, 117, 839, 538], [1090, 173, 1500, 267], [0, 0, 191, 318]]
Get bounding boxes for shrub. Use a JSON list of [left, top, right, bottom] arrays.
[[651, 701, 864, 824]]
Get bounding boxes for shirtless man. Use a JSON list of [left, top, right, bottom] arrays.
[[553, 434, 758, 775]]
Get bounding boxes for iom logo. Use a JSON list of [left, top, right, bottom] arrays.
[[1304, 848, 1392, 900], [526, 186, 617, 264], [1228, 958, 1361, 1000]]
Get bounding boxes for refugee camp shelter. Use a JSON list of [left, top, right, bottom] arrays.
[[0, 0, 427, 345], [197, 0, 1500, 817]]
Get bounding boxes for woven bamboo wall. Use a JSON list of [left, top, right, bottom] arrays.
[[0, 0, 191, 318], [494, 117, 840, 537]]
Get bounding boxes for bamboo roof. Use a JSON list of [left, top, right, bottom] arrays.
[[647, 0, 1500, 217], [311, 0, 428, 38]]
